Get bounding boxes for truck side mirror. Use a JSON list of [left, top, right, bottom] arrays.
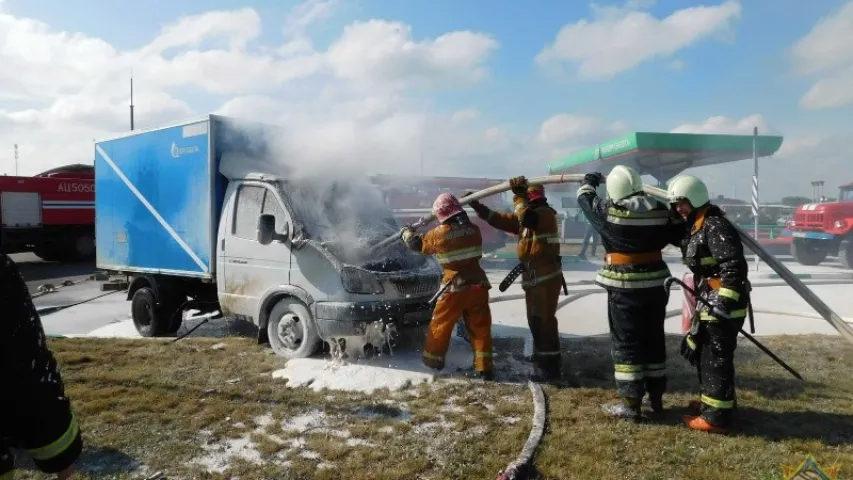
[[257, 214, 289, 245]]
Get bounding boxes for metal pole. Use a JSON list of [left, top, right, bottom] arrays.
[[130, 76, 135, 131], [752, 127, 759, 271], [13, 144, 18, 176]]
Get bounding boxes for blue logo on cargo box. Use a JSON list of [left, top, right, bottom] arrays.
[[171, 142, 200, 158]]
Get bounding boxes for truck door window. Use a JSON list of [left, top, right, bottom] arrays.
[[233, 185, 265, 239], [261, 190, 288, 234]]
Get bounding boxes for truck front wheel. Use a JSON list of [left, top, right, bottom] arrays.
[[791, 238, 828, 266], [131, 287, 171, 337], [267, 298, 321, 359], [839, 240, 853, 270]]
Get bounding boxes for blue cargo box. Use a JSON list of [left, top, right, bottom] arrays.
[[95, 116, 228, 279]]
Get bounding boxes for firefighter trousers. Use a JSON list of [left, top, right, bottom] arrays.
[[423, 287, 493, 373], [695, 317, 744, 427], [607, 287, 668, 400], [524, 277, 563, 375]]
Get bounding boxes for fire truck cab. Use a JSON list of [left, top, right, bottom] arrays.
[[0, 164, 95, 261], [783, 182, 853, 269]]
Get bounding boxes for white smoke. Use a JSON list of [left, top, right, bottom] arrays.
[[216, 115, 419, 267]]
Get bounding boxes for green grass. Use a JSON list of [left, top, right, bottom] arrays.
[[9, 334, 853, 479]]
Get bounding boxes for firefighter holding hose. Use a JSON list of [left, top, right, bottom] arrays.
[[401, 193, 494, 381], [1, 253, 83, 479], [466, 177, 563, 382], [667, 174, 750, 434], [576, 166, 682, 420]]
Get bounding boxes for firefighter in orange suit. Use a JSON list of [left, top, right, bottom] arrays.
[[467, 177, 563, 382], [401, 192, 494, 380]]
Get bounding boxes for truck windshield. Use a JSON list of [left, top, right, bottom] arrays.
[[278, 180, 399, 243], [840, 189, 853, 201]]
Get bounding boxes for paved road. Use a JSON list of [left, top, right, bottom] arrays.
[[10, 252, 97, 293]]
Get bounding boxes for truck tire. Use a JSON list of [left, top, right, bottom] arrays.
[[839, 240, 853, 270], [131, 287, 171, 337], [73, 233, 96, 260], [267, 298, 321, 359], [790, 239, 827, 266]]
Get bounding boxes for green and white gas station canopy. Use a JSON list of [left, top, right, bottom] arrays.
[[546, 132, 784, 183]]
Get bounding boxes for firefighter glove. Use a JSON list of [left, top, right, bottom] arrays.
[[583, 172, 605, 188], [401, 226, 415, 242], [462, 191, 486, 211], [510, 176, 529, 195], [680, 333, 701, 367]]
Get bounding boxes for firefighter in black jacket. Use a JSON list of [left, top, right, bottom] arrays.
[[668, 174, 750, 434], [1, 253, 82, 479], [577, 166, 683, 420]]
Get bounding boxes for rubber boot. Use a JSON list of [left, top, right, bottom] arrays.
[[602, 397, 642, 421], [474, 370, 494, 381], [683, 415, 729, 434], [644, 393, 664, 414], [528, 363, 561, 383]]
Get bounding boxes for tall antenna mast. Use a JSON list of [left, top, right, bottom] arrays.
[[130, 73, 135, 131], [14, 144, 18, 176]]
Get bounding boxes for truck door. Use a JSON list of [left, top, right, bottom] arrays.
[[218, 183, 292, 322]]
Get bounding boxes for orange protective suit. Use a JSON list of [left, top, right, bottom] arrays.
[[402, 214, 493, 375], [471, 183, 563, 379]]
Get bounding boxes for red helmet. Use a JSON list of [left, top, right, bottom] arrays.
[[432, 192, 464, 222], [528, 184, 546, 202]]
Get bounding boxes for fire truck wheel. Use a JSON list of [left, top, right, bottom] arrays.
[[131, 287, 169, 337], [790, 239, 827, 266], [839, 240, 853, 270], [73, 234, 96, 260]]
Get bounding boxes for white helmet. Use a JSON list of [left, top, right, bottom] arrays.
[[606, 165, 644, 201], [667, 174, 710, 208]]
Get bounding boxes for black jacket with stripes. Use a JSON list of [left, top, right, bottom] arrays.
[[577, 184, 684, 290]]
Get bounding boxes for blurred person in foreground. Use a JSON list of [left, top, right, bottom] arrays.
[[401, 193, 494, 380], [576, 166, 682, 421], [466, 177, 564, 382], [1, 253, 83, 479], [668, 174, 750, 434]]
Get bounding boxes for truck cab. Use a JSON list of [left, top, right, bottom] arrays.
[[784, 183, 853, 269]]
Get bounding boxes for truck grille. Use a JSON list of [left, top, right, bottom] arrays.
[[389, 275, 441, 297], [794, 211, 824, 228]]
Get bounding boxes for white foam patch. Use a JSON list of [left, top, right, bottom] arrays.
[[272, 336, 479, 393]]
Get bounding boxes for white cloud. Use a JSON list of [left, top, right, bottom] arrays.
[[667, 114, 848, 201], [535, 0, 742, 80], [670, 114, 768, 135], [790, 1, 853, 109], [0, 3, 502, 176], [451, 108, 480, 122]]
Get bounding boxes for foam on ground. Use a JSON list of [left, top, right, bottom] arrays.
[[272, 336, 491, 393]]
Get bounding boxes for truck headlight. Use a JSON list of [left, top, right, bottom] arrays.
[[835, 220, 846, 229], [341, 267, 384, 294]]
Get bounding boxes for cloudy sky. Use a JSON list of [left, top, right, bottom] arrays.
[[0, 0, 850, 200]]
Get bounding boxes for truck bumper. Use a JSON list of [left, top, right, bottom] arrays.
[[312, 297, 434, 338], [782, 229, 836, 240]]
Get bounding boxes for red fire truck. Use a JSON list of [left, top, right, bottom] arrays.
[[0, 163, 95, 261], [783, 182, 853, 269], [370, 174, 514, 252]]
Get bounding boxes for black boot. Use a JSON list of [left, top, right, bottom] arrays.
[[474, 370, 494, 381], [602, 397, 642, 421], [643, 393, 664, 414], [528, 361, 561, 383]]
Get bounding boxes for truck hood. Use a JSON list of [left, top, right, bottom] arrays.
[[799, 202, 853, 214]]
